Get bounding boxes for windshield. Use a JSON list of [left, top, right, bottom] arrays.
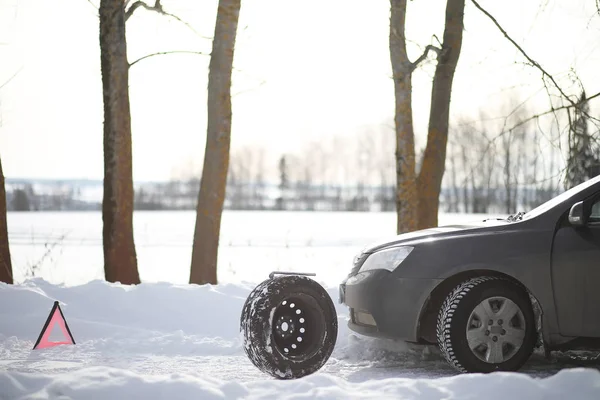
[[522, 175, 600, 220]]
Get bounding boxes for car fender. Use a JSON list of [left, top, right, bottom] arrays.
[[431, 261, 558, 345]]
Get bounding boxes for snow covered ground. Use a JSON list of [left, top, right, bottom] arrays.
[[6, 211, 502, 286], [2, 279, 600, 399], [2, 211, 600, 399]]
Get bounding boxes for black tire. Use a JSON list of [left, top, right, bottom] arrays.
[[240, 275, 337, 379], [437, 276, 536, 373]]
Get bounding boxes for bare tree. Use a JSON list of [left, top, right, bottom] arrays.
[[417, 0, 465, 228], [500, 128, 515, 213], [447, 99, 579, 215], [226, 145, 266, 210], [445, 140, 459, 213], [389, 0, 465, 233], [524, 127, 540, 209], [565, 91, 600, 189], [227, 150, 244, 209], [446, 117, 496, 214], [99, 0, 202, 283], [0, 157, 11, 284], [252, 147, 266, 210], [459, 137, 470, 213], [389, 0, 418, 232], [276, 155, 289, 210], [190, 0, 241, 285], [297, 141, 329, 211], [471, 0, 600, 180], [1, 72, 21, 284], [377, 127, 396, 212], [99, 0, 139, 284], [479, 121, 498, 213]]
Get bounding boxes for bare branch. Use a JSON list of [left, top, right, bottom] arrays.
[[471, 0, 578, 109], [125, 0, 211, 40], [232, 80, 267, 97], [125, 0, 152, 21], [455, 89, 600, 192], [541, 74, 566, 143], [129, 50, 209, 68], [409, 44, 442, 72], [85, 0, 98, 11], [0, 67, 23, 91], [232, 70, 267, 97], [495, 91, 600, 137]]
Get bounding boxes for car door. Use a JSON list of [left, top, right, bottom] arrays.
[[551, 195, 600, 337]]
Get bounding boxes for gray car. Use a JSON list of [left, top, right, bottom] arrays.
[[339, 175, 600, 373]]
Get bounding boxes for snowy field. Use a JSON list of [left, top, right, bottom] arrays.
[[2, 211, 600, 399], [7, 210, 411, 286]]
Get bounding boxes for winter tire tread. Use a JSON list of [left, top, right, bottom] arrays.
[[436, 276, 536, 373], [240, 275, 337, 379]]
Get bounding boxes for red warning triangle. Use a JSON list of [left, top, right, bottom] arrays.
[[33, 301, 76, 350]]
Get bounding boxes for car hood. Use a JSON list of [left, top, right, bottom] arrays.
[[362, 218, 509, 254]]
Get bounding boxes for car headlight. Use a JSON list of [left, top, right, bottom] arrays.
[[358, 246, 414, 273]]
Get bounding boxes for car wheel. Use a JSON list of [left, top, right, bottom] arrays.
[[436, 276, 536, 373], [240, 275, 337, 379]]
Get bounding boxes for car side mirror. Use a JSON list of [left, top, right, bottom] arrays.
[[568, 201, 587, 227]]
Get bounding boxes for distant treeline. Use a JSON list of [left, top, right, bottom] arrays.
[[5, 179, 564, 215], [6, 95, 599, 215], [6, 185, 99, 212], [139, 179, 563, 214]]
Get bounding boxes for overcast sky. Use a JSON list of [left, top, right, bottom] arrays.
[[0, 0, 599, 182]]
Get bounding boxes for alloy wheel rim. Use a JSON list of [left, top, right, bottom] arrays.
[[466, 296, 526, 364]]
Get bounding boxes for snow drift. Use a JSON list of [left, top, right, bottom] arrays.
[[1, 279, 600, 399], [3, 367, 600, 400]]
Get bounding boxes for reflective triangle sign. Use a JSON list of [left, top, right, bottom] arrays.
[[33, 301, 76, 350]]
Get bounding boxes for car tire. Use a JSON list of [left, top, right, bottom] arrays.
[[240, 275, 337, 379], [436, 276, 536, 373]]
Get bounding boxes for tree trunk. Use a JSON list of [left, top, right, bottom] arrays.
[[449, 143, 459, 212], [0, 157, 12, 284], [417, 0, 464, 229], [99, 0, 139, 284], [516, 131, 525, 210], [390, 0, 418, 234], [531, 129, 539, 208], [190, 0, 241, 285], [460, 143, 469, 213], [471, 166, 479, 213], [503, 131, 512, 213], [484, 140, 495, 213]]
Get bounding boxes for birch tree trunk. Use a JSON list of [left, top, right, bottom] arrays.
[[417, 0, 464, 229], [190, 0, 241, 285], [390, 0, 418, 234], [0, 157, 12, 284], [99, 0, 139, 284], [389, 0, 464, 233]]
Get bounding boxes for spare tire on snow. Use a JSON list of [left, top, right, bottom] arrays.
[[240, 275, 337, 379]]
